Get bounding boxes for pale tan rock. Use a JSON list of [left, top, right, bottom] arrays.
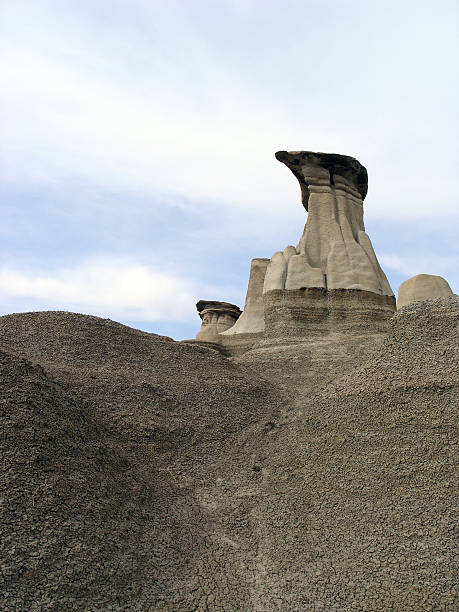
[[221, 258, 269, 335], [397, 274, 453, 308], [283, 245, 297, 262], [264, 246, 311, 293], [358, 230, 394, 295], [285, 254, 324, 290], [266, 151, 393, 296], [195, 301, 241, 342], [263, 251, 288, 293]]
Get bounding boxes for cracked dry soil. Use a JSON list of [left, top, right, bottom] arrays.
[[1, 298, 458, 610]]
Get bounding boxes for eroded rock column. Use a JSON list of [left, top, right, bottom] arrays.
[[264, 151, 393, 296], [218, 259, 269, 356], [262, 151, 396, 338], [221, 258, 269, 335], [195, 301, 241, 343]]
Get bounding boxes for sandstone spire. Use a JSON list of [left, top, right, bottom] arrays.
[[263, 151, 393, 296], [195, 300, 241, 343], [220, 258, 269, 335]]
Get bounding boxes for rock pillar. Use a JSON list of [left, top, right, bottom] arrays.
[[262, 151, 396, 339], [264, 151, 393, 296], [195, 301, 241, 343], [221, 258, 269, 335], [218, 259, 269, 356]]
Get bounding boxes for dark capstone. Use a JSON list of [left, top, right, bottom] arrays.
[[275, 150, 368, 209], [196, 300, 242, 318]]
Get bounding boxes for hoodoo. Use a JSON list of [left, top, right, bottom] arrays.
[[269, 150, 393, 295], [195, 300, 241, 343], [214, 150, 397, 353], [1, 148, 457, 611], [259, 150, 396, 341]]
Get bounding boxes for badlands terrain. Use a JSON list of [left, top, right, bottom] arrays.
[[1, 150, 457, 610]]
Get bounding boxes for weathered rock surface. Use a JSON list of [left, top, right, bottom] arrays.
[[195, 300, 241, 342], [264, 151, 393, 296], [1, 299, 458, 610], [234, 296, 458, 611], [397, 273, 453, 308], [0, 311, 283, 611], [221, 258, 269, 336]]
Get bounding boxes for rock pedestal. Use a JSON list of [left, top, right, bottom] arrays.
[[260, 151, 396, 340], [195, 301, 241, 343], [265, 151, 393, 296], [263, 288, 396, 340]]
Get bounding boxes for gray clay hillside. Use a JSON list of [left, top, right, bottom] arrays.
[[1, 151, 457, 611]]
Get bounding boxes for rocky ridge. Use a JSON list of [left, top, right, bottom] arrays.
[[1, 297, 457, 610]]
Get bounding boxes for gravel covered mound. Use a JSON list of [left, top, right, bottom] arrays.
[[0, 311, 286, 610], [325, 296, 459, 396], [0, 311, 281, 459], [243, 297, 458, 610], [1, 302, 457, 610], [0, 348, 197, 611]]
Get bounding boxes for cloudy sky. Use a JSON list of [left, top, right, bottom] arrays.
[[1, 0, 458, 339]]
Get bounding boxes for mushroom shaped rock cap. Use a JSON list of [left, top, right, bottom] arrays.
[[275, 150, 368, 211], [196, 300, 242, 319]]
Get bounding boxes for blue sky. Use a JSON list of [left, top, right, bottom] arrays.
[[1, 0, 458, 339]]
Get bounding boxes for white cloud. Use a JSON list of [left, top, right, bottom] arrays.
[[380, 253, 457, 285], [0, 258, 199, 322], [0, 30, 302, 211], [1, 1, 457, 222], [0, 0, 457, 341]]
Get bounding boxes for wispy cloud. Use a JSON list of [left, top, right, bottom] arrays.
[[380, 253, 457, 285], [0, 258, 199, 322], [1, 1, 458, 220], [0, 1, 457, 337]]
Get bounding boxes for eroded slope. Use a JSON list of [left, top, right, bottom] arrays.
[[0, 311, 284, 611], [1, 300, 457, 610]]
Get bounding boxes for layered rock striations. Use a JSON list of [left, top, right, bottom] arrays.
[[266, 151, 393, 296], [1, 149, 457, 611], [195, 300, 241, 343]]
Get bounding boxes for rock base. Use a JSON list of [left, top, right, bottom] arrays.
[[263, 287, 396, 339]]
